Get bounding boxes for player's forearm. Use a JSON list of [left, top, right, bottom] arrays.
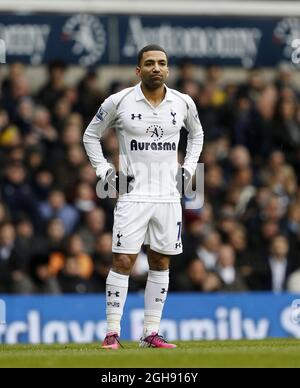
[[183, 128, 204, 176], [83, 127, 112, 180]]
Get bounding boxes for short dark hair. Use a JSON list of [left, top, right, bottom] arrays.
[[137, 44, 168, 66]]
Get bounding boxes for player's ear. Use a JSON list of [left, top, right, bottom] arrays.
[[136, 66, 141, 77]]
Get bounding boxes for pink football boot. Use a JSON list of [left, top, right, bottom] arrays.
[[101, 332, 122, 349], [139, 332, 177, 348]]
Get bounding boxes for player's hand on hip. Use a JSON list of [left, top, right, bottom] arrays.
[[103, 168, 135, 194], [116, 171, 135, 194]]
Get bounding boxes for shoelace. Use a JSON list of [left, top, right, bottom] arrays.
[[148, 334, 167, 347], [106, 334, 123, 348]]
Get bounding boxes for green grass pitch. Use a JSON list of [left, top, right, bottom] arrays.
[[0, 339, 300, 368]]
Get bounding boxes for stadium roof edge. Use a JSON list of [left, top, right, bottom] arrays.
[[1, 0, 300, 17]]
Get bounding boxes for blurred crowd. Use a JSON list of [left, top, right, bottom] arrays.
[[0, 60, 300, 294]]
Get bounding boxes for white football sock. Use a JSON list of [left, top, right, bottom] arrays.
[[106, 270, 129, 336], [144, 269, 169, 337]]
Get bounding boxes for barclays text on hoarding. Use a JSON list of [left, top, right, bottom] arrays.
[[0, 294, 300, 344]]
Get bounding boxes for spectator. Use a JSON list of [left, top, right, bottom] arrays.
[[58, 256, 91, 294], [205, 164, 226, 210], [32, 218, 67, 259], [30, 252, 61, 294], [284, 203, 300, 251], [174, 59, 198, 92], [0, 222, 34, 293], [37, 60, 67, 110], [216, 244, 248, 291], [78, 208, 106, 254], [195, 230, 221, 271], [177, 259, 222, 292], [0, 223, 16, 292], [31, 106, 58, 143], [0, 163, 41, 229], [77, 69, 105, 123], [90, 233, 113, 292], [54, 144, 87, 193], [228, 226, 250, 266], [216, 206, 238, 241], [1, 63, 25, 101], [63, 234, 94, 279], [32, 169, 54, 201], [46, 233, 93, 281], [15, 97, 35, 135], [39, 189, 79, 234], [74, 182, 96, 214], [274, 97, 300, 155], [257, 235, 297, 292], [0, 201, 10, 224]]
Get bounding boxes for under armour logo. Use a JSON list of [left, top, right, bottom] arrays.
[[171, 111, 177, 125], [175, 242, 182, 249], [108, 291, 120, 297], [161, 288, 167, 294], [117, 232, 123, 247], [131, 113, 142, 120]]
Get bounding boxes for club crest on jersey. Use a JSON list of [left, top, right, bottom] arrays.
[[171, 110, 177, 125], [146, 124, 164, 141], [95, 106, 108, 122], [131, 113, 142, 120]]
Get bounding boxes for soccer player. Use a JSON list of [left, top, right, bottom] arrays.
[[83, 44, 204, 348]]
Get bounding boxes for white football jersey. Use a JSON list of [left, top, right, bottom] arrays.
[[83, 82, 204, 202]]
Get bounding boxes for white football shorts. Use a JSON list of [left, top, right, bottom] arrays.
[[112, 202, 183, 255]]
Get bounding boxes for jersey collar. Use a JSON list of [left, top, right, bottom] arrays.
[[135, 82, 173, 102]]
